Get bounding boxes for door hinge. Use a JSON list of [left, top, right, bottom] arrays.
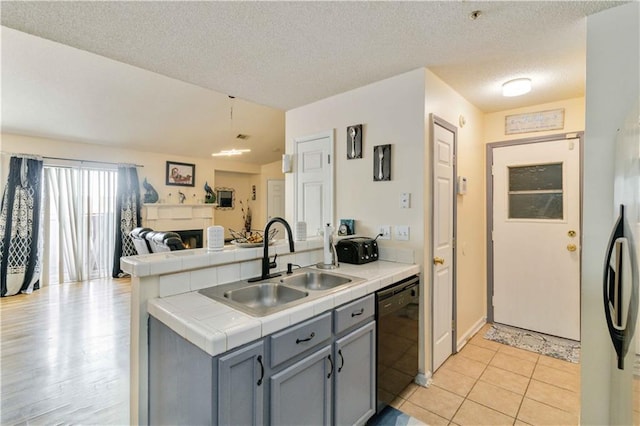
[[328, 154, 331, 164], [451, 320, 456, 331], [491, 164, 495, 175], [452, 238, 456, 249]]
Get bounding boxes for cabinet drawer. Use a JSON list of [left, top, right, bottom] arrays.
[[270, 312, 332, 367], [334, 294, 374, 335]]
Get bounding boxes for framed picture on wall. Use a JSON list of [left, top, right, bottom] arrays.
[[373, 144, 391, 181], [166, 161, 195, 187], [347, 124, 363, 159]]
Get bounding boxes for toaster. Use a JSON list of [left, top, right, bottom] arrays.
[[335, 237, 379, 265]]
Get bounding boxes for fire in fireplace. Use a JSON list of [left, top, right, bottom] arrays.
[[172, 229, 203, 249]]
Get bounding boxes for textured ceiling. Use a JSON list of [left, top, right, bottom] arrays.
[[0, 1, 626, 164]]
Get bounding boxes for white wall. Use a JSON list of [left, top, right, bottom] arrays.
[[582, 2, 639, 424], [286, 69, 426, 252]]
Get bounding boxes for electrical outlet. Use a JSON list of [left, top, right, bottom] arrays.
[[396, 225, 410, 241], [378, 225, 391, 240]]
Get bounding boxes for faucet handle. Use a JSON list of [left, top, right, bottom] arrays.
[[269, 253, 278, 270]]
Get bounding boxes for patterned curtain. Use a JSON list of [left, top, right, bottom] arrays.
[[0, 156, 44, 296], [112, 165, 141, 278]]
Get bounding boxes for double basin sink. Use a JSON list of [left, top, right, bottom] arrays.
[[198, 267, 364, 317]]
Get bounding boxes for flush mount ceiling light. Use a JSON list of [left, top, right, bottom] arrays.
[[211, 149, 251, 157], [502, 78, 532, 97]]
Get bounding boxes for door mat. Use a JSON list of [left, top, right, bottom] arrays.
[[484, 323, 580, 364], [367, 406, 426, 426]]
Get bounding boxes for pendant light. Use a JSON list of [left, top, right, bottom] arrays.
[[211, 95, 251, 157]]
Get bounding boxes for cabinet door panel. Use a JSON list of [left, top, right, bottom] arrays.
[[218, 341, 264, 426], [270, 345, 332, 426], [335, 321, 376, 426]]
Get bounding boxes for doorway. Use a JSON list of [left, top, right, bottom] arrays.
[[43, 165, 117, 284], [487, 134, 582, 341], [431, 115, 457, 372], [294, 130, 334, 236]]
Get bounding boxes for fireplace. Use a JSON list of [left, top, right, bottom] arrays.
[[172, 229, 203, 249]]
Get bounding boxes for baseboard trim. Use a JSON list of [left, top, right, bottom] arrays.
[[456, 316, 487, 352]]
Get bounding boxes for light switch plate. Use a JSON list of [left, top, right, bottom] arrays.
[[396, 225, 410, 241]]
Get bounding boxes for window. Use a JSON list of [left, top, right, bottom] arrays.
[[508, 163, 563, 220]]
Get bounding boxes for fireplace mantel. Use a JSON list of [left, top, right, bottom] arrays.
[[141, 204, 216, 245]]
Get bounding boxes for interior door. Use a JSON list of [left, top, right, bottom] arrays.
[[492, 137, 581, 340], [295, 131, 334, 236], [432, 117, 456, 372]]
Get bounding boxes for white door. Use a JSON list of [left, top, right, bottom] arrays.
[[295, 131, 334, 236], [267, 179, 286, 237], [492, 137, 580, 340], [432, 118, 456, 372]]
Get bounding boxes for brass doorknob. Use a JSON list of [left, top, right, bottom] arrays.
[[433, 257, 445, 265], [567, 244, 577, 252]]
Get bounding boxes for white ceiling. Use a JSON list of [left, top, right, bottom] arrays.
[[0, 1, 626, 165]]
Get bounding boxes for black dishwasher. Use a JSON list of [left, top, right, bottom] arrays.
[[375, 275, 420, 412]]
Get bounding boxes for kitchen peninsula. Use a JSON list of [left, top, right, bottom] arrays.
[[121, 237, 419, 425]]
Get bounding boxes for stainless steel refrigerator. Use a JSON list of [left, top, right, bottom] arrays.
[[602, 104, 639, 424]]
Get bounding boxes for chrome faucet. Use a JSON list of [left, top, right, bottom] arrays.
[[249, 217, 295, 282]]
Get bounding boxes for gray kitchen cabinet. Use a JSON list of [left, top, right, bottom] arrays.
[[149, 294, 376, 426], [217, 340, 265, 426], [270, 345, 333, 426], [148, 317, 217, 425], [334, 321, 376, 426]]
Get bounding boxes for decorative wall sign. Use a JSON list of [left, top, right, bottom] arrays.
[[347, 124, 363, 159], [373, 144, 391, 181], [166, 161, 195, 187], [505, 109, 565, 135]]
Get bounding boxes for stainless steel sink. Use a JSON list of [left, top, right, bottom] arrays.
[[280, 271, 351, 291], [224, 283, 308, 308], [198, 267, 364, 317]]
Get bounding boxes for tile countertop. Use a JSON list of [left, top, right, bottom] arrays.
[[121, 238, 325, 277], [147, 261, 420, 357]]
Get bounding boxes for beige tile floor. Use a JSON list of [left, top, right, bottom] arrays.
[[390, 324, 618, 426]]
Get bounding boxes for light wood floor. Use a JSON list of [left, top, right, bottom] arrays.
[[1, 278, 130, 425]]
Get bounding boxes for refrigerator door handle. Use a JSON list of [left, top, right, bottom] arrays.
[[602, 204, 639, 369]]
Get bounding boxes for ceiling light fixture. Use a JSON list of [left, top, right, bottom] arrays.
[[211, 149, 251, 157], [502, 78, 532, 97]]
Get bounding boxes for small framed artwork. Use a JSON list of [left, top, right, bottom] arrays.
[[338, 219, 355, 236], [373, 144, 391, 181], [166, 161, 195, 187], [347, 124, 363, 159]]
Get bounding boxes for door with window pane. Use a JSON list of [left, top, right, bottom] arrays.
[[43, 166, 117, 284], [492, 138, 580, 340]]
